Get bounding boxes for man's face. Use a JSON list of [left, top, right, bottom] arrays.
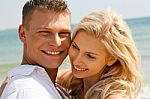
[[19, 9, 71, 68]]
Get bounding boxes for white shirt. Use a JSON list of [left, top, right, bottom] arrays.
[[1, 65, 66, 99]]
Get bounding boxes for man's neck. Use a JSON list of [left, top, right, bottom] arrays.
[[45, 68, 58, 84], [21, 56, 58, 84]]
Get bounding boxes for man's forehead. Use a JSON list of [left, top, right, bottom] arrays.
[[30, 9, 70, 21], [31, 9, 70, 22], [27, 9, 70, 30]]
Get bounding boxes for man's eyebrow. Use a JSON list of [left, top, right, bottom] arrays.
[[59, 28, 71, 32], [36, 27, 71, 32], [36, 27, 52, 30]]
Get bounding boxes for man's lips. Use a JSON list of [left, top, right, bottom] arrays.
[[41, 50, 63, 55]]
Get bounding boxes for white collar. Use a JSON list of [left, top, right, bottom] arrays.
[[8, 65, 46, 78]]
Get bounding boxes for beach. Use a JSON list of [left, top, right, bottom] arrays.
[[137, 57, 150, 99], [0, 17, 150, 98], [0, 57, 150, 99]]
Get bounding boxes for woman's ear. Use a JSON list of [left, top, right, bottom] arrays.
[[18, 25, 26, 43], [107, 56, 117, 66]]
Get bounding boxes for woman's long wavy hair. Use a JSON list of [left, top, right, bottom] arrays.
[[61, 9, 141, 99]]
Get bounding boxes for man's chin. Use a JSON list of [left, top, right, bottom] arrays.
[[44, 63, 62, 69]]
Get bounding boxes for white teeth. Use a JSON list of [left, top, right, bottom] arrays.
[[74, 66, 87, 71], [46, 51, 60, 55]]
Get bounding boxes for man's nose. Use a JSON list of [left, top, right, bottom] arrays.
[[49, 34, 61, 47]]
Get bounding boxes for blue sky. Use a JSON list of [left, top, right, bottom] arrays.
[[0, 0, 150, 30]]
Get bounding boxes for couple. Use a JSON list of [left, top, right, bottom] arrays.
[[0, 0, 141, 99]]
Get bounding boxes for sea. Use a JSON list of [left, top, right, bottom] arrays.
[[0, 17, 150, 98]]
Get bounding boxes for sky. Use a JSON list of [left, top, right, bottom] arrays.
[[0, 0, 150, 30]]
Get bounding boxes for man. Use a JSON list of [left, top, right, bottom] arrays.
[[1, 0, 71, 98]]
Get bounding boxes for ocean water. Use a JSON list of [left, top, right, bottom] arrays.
[[0, 17, 150, 98], [126, 17, 150, 56], [0, 29, 22, 65]]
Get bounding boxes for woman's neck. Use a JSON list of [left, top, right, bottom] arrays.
[[76, 73, 101, 99], [83, 76, 100, 92]]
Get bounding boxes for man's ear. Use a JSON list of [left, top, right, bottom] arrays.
[[107, 55, 117, 66], [18, 25, 26, 43]]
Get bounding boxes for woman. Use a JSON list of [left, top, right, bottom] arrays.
[[57, 9, 141, 99]]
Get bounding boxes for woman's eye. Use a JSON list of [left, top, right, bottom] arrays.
[[72, 44, 78, 49], [87, 54, 95, 59], [72, 44, 79, 50]]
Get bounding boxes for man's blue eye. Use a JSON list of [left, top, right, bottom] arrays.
[[59, 32, 70, 37], [38, 31, 52, 36]]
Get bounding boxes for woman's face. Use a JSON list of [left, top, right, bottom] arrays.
[[69, 30, 110, 79]]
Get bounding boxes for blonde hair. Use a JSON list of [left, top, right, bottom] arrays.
[[61, 9, 141, 99]]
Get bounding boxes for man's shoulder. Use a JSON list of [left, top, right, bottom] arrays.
[[7, 75, 40, 90], [1, 65, 63, 99], [8, 65, 36, 78], [6, 65, 47, 89], [1, 80, 53, 99], [2, 75, 52, 98]]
